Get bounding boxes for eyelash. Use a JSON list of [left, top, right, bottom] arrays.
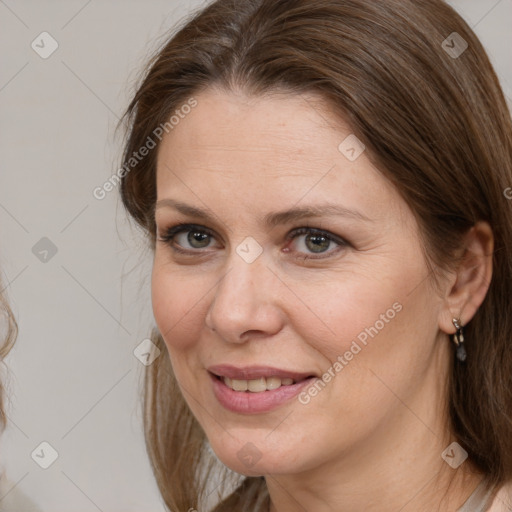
[[157, 223, 349, 260]]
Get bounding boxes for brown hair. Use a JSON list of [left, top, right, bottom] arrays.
[[119, 0, 512, 510], [0, 277, 18, 432]]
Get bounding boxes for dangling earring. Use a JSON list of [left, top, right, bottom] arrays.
[[452, 318, 467, 362]]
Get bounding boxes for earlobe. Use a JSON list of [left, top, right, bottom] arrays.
[[438, 221, 494, 335]]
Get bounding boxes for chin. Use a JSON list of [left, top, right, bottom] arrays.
[[207, 433, 303, 477], [215, 452, 288, 477]]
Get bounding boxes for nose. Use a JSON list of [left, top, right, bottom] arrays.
[[204, 248, 285, 344]]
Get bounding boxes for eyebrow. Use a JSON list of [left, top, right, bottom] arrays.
[[155, 199, 373, 227]]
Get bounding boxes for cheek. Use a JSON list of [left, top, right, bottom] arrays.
[[288, 268, 409, 362], [151, 258, 207, 351], [294, 257, 439, 402], [308, 273, 441, 412]]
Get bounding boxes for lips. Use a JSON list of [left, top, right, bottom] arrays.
[[207, 364, 318, 413]]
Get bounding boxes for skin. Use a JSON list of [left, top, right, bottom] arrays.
[[152, 87, 494, 511]]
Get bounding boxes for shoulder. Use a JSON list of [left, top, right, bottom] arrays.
[[488, 479, 512, 512], [0, 470, 42, 512]]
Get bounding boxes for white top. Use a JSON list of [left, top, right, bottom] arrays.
[[487, 480, 512, 511], [458, 478, 512, 512]]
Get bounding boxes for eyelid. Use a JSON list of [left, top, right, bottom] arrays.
[[157, 223, 218, 244]]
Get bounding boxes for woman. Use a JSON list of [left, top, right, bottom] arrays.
[[0, 282, 16, 438], [0, 279, 40, 510], [119, 0, 512, 510]]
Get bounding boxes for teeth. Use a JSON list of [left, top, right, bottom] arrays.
[[248, 377, 267, 392], [266, 377, 282, 390], [222, 376, 297, 392], [232, 379, 248, 391]]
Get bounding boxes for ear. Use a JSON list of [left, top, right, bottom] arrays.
[[438, 221, 494, 334]]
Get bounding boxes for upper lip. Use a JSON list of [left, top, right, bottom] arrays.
[[208, 364, 316, 381]]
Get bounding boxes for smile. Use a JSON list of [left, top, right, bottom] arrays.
[[208, 365, 317, 413]]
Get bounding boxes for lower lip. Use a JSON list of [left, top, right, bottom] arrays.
[[209, 373, 316, 414]]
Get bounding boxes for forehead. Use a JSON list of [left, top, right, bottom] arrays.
[[157, 88, 346, 165], [154, 87, 406, 224]]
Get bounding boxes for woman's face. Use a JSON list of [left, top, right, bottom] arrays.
[[153, 88, 451, 476]]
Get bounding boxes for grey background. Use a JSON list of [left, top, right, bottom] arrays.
[[0, 0, 510, 510]]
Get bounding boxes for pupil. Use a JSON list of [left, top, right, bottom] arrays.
[[307, 234, 328, 253], [189, 231, 209, 248]]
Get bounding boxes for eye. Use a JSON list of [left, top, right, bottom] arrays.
[[157, 223, 218, 253], [285, 226, 347, 259], [157, 223, 348, 259]]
